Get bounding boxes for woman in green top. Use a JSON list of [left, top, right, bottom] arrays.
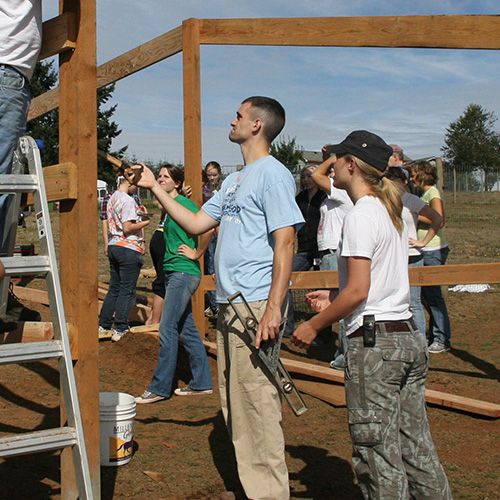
[[413, 161, 451, 353], [136, 165, 213, 403]]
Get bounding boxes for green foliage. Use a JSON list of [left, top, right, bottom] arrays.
[[441, 104, 500, 191], [270, 135, 304, 176], [26, 61, 127, 188]]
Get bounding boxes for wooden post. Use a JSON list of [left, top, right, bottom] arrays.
[[182, 18, 205, 333], [58, 1, 100, 498]]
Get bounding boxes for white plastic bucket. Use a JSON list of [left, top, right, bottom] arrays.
[[99, 392, 136, 466]]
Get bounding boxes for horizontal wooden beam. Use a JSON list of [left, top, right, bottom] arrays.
[[29, 26, 183, 121], [199, 15, 500, 49], [26, 162, 78, 205], [201, 262, 500, 293], [39, 12, 77, 60]]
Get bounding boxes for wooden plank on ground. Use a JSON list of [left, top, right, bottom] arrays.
[[202, 341, 500, 418], [295, 379, 346, 407], [140, 268, 157, 278], [12, 286, 49, 306], [0, 322, 54, 344], [199, 16, 500, 49], [425, 389, 500, 418]]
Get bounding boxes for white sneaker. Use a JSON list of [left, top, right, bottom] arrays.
[[428, 342, 450, 353], [111, 329, 129, 342], [174, 387, 213, 396], [135, 390, 166, 404]]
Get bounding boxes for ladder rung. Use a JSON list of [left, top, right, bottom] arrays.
[[0, 428, 77, 458], [0, 340, 64, 364], [0, 174, 38, 193], [1, 255, 50, 276]]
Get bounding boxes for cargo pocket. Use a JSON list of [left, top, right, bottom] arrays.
[[382, 348, 413, 384], [348, 407, 383, 446]]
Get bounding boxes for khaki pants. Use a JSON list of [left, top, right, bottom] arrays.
[[217, 300, 289, 500]]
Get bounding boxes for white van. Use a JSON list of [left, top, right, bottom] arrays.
[[97, 180, 108, 202]]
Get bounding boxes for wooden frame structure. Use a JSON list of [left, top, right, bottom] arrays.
[[31, 11, 500, 498]]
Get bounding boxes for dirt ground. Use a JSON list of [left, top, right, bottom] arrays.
[[1, 284, 499, 500]]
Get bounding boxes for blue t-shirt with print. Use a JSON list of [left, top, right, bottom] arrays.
[[202, 155, 304, 303]]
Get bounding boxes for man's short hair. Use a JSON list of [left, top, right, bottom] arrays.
[[242, 96, 285, 143]]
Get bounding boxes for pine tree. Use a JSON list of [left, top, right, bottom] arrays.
[[27, 61, 127, 187]]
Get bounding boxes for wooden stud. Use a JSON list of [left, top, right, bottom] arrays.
[[58, 1, 99, 497], [182, 19, 205, 335]]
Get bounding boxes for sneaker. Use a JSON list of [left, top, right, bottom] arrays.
[[135, 390, 166, 404], [330, 359, 345, 371], [111, 329, 129, 342], [428, 342, 450, 354], [174, 386, 213, 396], [98, 325, 113, 339]]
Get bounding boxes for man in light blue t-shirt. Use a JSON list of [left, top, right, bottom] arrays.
[[133, 96, 303, 500]]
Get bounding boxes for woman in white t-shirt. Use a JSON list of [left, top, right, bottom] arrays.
[[385, 166, 443, 337], [292, 131, 452, 500]]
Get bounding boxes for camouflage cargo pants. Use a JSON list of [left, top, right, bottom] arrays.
[[345, 321, 453, 500]]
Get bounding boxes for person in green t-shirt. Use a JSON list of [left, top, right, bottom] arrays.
[[136, 165, 213, 404]]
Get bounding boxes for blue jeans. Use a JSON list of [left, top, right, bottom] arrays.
[[148, 271, 213, 397], [409, 255, 426, 337], [422, 247, 451, 347], [0, 66, 31, 253], [99, 245, 144, 332], [319, 250, 345, 363], [204, 233, 218, 311]]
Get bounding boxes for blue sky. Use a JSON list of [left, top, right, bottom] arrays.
[[42, 1, 500, 167]]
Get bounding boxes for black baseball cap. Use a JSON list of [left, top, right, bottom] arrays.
[[325, 130, 393, 172]]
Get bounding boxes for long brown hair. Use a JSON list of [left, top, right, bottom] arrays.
[[347, 154, 404, 233]]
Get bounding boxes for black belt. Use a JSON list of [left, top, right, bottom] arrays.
[[350, 318, 416, 338], [319, 248, 336, 257]]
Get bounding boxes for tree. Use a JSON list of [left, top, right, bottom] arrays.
[[27, 61, 127, 187], [270, 135, 304, 176], [441, 104, 500, 191]]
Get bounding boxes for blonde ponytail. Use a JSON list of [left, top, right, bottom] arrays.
[[348, 155, 404, 233]]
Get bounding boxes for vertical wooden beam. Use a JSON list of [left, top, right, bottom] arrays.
[[182, 19, 205, 333], [58, 1, 99, 498]]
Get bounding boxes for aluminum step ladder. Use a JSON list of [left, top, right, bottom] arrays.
[[0, 137, 94, 499]]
